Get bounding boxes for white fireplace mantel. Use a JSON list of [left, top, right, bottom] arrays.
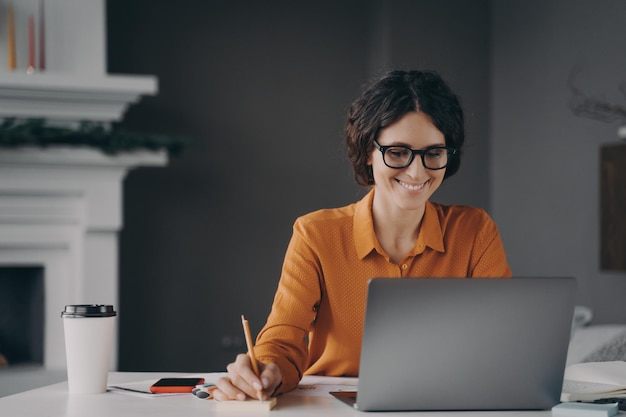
[[0, 147, 167, 370], [0, 73, 157, 123]]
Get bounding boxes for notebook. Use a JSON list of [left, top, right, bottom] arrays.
[[330, 277, 576, 411]]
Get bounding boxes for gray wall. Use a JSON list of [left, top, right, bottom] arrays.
[[108, 0, 491, 372], [491, 0, 626, 323]]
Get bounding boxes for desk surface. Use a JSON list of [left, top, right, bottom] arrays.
[[0, 372, 560, 416]]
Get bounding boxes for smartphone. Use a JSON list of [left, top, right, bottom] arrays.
[[149, 377, 205, 394]]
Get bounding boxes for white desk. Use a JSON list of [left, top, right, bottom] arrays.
[[0, 372, 558, 416]]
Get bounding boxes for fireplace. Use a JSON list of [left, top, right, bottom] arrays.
[[0, 0, 162, 396], [0, 267, 44, 367], [0, 147, 166, 395]]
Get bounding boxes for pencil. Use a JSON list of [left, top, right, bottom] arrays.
[[241, 314, 262, 400]]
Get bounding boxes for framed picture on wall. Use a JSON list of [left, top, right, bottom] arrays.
[[600, 141, 626, 271]]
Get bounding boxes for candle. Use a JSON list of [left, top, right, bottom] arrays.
[[28, 14, 35, 73], [7, 2, 16, 71], [39, 0, 45, 71]]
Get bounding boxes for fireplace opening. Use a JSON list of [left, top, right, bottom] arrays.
[[0, 267, 44, 367]]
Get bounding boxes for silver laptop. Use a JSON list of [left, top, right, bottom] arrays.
[[331, 277, 576, 411]]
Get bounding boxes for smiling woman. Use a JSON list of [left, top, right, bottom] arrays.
[[213, 70, 512, 402]]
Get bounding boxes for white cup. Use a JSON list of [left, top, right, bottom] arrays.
[[61, 305, 116, 394]]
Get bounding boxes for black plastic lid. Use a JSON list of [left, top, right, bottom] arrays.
[[61, 304, 117, 318]]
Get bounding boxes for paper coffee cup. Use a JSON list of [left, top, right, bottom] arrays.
[[61, 305, 116, 394]]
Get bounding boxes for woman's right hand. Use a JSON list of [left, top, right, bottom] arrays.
[[213, 353, 282, 401]]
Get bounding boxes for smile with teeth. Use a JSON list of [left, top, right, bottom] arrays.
[[396, 179, 428, 191]]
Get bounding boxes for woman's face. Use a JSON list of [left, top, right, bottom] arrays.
[[369, 111, 447, 213]]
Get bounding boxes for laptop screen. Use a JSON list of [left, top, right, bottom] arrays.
[[349, 277, 576, 411]]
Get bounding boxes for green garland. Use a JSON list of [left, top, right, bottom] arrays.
[[0, 118, 188, 156]]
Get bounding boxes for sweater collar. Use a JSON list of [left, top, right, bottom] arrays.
[[354, 189, 445, 259]]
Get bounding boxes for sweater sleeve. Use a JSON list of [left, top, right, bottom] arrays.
[[469, 209, 512, 277], [253, 217, 323, 395]]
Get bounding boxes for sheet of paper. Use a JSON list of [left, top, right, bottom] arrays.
[[108, 374, 212, 399], [564, 361, 626, 386], [286, 375, 358, 397], [109, 374, 357, 399], [108, 380, 182, 398], [561, 378, 626, 402], [563, 380, 626, 395]]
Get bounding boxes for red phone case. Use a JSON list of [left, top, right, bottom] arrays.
[[149, 377, 205, 394]]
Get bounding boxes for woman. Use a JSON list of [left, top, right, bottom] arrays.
[[214, 70, 512, 401]]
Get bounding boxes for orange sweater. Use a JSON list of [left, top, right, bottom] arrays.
[[254, 190, 511, 394]]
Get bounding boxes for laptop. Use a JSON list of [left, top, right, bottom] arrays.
[[331, 277, 576, 411]]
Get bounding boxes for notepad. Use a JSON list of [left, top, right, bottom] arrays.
[[215, 397, 277, 411]]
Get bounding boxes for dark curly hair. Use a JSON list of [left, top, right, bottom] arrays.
[[345, 70, 465, 186]]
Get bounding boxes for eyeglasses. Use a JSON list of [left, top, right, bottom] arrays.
[[373, 139, 458, 170]]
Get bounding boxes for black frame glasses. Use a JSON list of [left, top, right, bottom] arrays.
[[373, 139, 458, 170]]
